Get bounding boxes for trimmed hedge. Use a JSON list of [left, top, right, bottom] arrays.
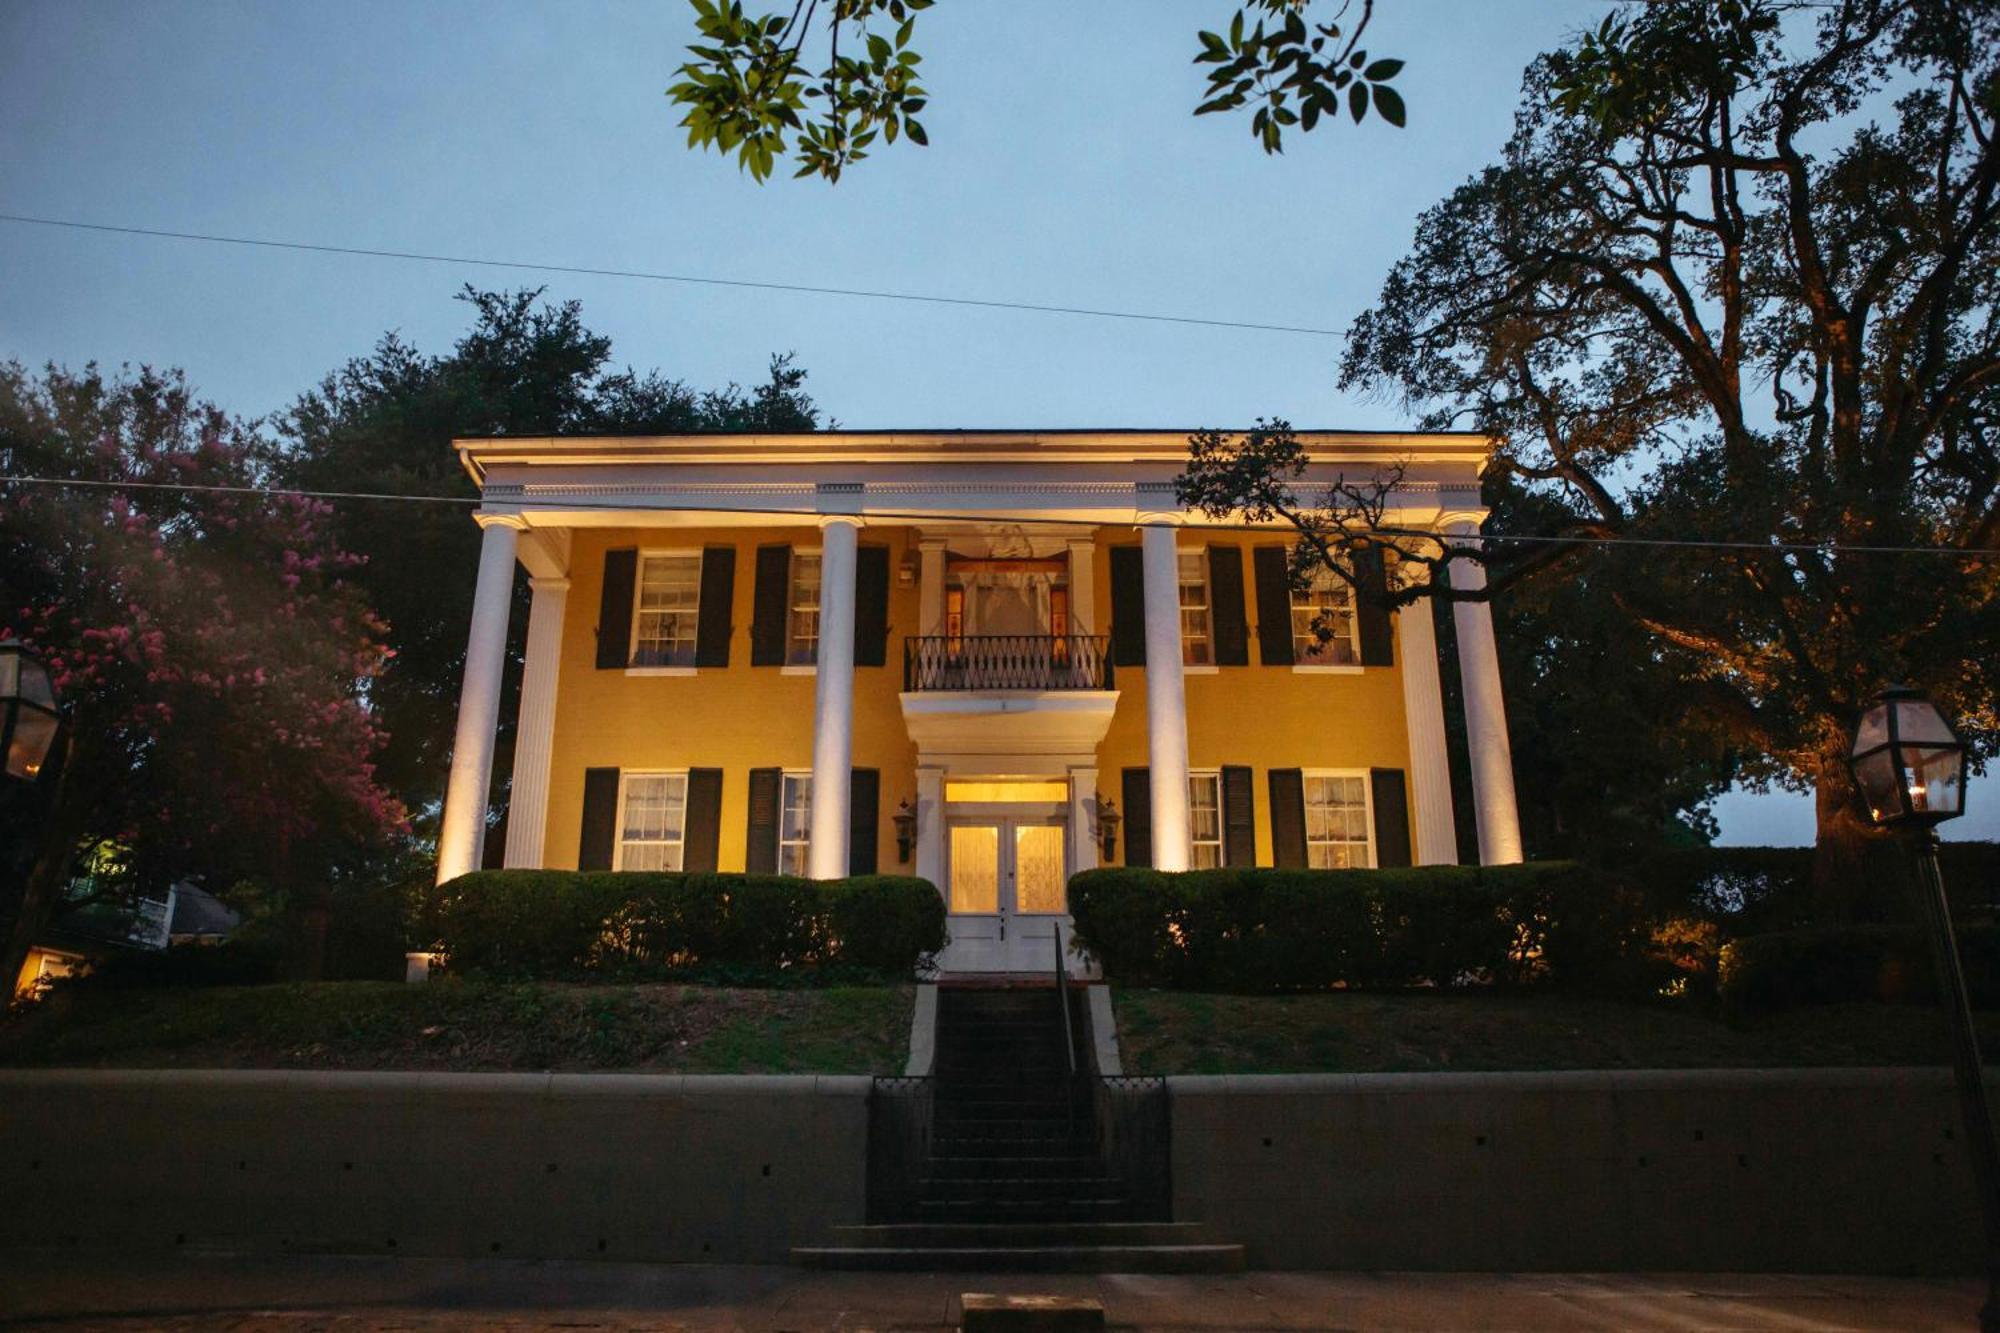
[[421, 870, 945, 980], [1066, 863, 1659, 993], [1718, 923, 2000, 1016]]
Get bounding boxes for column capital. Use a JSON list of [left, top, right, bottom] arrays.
[[818, 513, 866, 533], [1134, 482, 1185, 528], [917, 535, 950, 552], [473, 510, 529, 532], [528, 575, 571, 594]]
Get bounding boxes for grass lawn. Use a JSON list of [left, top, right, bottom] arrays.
[[0, 980, 915, 1074], [1111, 988, 2000, 1075]]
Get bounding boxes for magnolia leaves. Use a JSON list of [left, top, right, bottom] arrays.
[[1195, 1, 1408, 153], [667, 0, 933, 183]]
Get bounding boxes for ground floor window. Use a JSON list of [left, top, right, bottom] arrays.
[[1189, 771, 1224, 868], [779, 772, 813, 876], [616, 772, 689, 871], [1303, 772, 1373, 868]]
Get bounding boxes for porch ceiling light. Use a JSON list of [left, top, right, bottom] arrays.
[[1848, 684, 1966, 828], [0, 639, 61, 782]]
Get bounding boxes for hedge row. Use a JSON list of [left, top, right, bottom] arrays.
[[420, 871, 945, 980], [1717, 924, 2000, 1015], [1066, 863, 1658, 993]]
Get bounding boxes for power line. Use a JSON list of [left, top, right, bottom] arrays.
[[4, 473, 1993, 559], [0, 212, 1345, 339]]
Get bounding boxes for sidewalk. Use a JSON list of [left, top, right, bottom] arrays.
[[0, 1252, 1980, 1331]]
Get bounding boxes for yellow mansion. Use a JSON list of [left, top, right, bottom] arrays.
[[436, 430, 1523, 972]]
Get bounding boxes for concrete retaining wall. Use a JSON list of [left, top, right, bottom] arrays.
[[0, 1071, 868, 1263], [1170, 1068, 1985, 1273]]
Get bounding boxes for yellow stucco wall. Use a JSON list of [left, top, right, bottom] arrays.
[[539, 525, 1414, 871]]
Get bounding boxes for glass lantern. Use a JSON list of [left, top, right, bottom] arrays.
[[1848, 685, 1966, 827]]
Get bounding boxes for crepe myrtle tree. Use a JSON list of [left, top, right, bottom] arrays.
[[667, 0, 1406, 182], [1186, 0, 2000, 914], [0, 362, 408, 983]]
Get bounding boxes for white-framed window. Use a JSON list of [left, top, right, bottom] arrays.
[[615, 771, 690, 871], [1178, 550, 1212, 665], [1291, 560, 1359, 666], [787, 550, 822, 666], [778, 771, 813, 876], [1189, 770, 1224, 869], [1303, 771, 1374, 869], [632, 552, 703, 667]]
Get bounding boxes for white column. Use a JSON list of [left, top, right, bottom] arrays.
[[917, 537, 947, 638], [1448, 523, 1525, 865], [1395, 571, 1459, 866], [1067, 766, 1099, 880], [503, 575, 569, 869], [915, 764, 945, 892], [1140, 522, 1192, 871], [436, 517, 520, 884], [808, 515, 862, 879], [1065, 538, 1097, 635]]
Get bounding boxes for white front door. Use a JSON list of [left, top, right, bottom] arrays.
[[940, 816, 1070, 973]]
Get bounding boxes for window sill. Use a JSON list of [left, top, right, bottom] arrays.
[[1182, 664, 1221, 675], [780, 664, 818, 676], [1291, 664, 1365, 675], [624, 666, 698, 677]]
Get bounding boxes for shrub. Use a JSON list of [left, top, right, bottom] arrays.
[[1718, 923, 2000, 1016], [422, 870, 943, 981]]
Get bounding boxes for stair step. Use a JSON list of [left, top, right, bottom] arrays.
[[828, 1222, 1213, 1248], [791, 1243, 1247, 1274]]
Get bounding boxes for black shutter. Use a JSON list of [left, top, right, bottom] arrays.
[[745, 767, 782, 873], [1121, 767, 1152, 868], [683, 768, 724, 872], [854, 546, 891, 668], [579, 767, 620, 871], [1221, 765, 1256, 867], [693, 548, 736, 668], [1253, 546, 1294, 667], [848, 767, 880, 875], [1209, 546, 1250, 666], [1371, 768, 1413, 868], [596, 549, 637, 670], [750, 545, 791, 666], [1109, 546, 1147, 667], [1268, 768, 1307, 868], [1356, 548, 1394, 666]]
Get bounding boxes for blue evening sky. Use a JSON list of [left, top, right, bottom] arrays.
[[2, 0, 1990, 845]]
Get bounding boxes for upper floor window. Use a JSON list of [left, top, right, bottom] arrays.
[[788, 551, 822, 666], [1178, 551, 1212, 665], [1303, 772, 1372, 868], [778, 772, 813, 876], [1189, 771, 1224, 869], [617, 772, 689, 871], [1291, 561, 1359, 666], [634, 553, 702, 667]]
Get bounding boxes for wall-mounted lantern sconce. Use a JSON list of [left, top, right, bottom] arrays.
[[893, 797, 918, 864], [1095, 795, 1120, 863]]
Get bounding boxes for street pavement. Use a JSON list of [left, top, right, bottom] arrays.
[[0, 1252, 1981, 1331]]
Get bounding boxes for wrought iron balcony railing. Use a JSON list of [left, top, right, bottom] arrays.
[[902, 634, 1113, 692]]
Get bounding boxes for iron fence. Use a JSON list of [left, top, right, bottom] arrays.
[[902, 634, 1113, 692]]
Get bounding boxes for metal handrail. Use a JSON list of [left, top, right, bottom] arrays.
[[902, 634, 1113, 692]]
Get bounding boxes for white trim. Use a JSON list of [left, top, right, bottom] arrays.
[[1182, 664, 1221, 676], [612, 769, 691, 873], [1300, 768, 1378, 870], [1290, 664, 1365, 676], [779, 664, 818, 676], [623, 666, 698, 678]]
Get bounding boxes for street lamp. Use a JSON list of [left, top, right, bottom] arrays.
[[0, 640, 61, 782], [1849, 684, 1995, 1329]]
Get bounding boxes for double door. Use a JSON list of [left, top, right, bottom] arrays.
[[941, 815, 1068, 974]]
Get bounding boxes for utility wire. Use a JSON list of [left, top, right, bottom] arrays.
[[0, 212, 1345, 339], [4, 473, 1994, 559]]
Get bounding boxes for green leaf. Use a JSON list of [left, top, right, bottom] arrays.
[[867, 32, 892, 64], [1371, 84, 1406, 127], [1363, 58, 1404, 81], [1348, 80, 1368, 123], [905, 117, 928, 145], [1199, 29, 1228, 56], [1230, 9, 1244, 48]]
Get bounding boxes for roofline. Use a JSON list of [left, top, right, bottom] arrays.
[[454, 428, 1494, 486]]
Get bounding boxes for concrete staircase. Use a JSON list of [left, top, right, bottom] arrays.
[[793, 983, 1245, 1273]]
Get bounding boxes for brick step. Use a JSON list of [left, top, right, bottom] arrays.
[[791, 1243, 1246, 1274], [825, 1222, 1213, 1248]]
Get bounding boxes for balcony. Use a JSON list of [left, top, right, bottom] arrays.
[[903, 635, 1113, 692], [898, 635, 1119, 760]]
